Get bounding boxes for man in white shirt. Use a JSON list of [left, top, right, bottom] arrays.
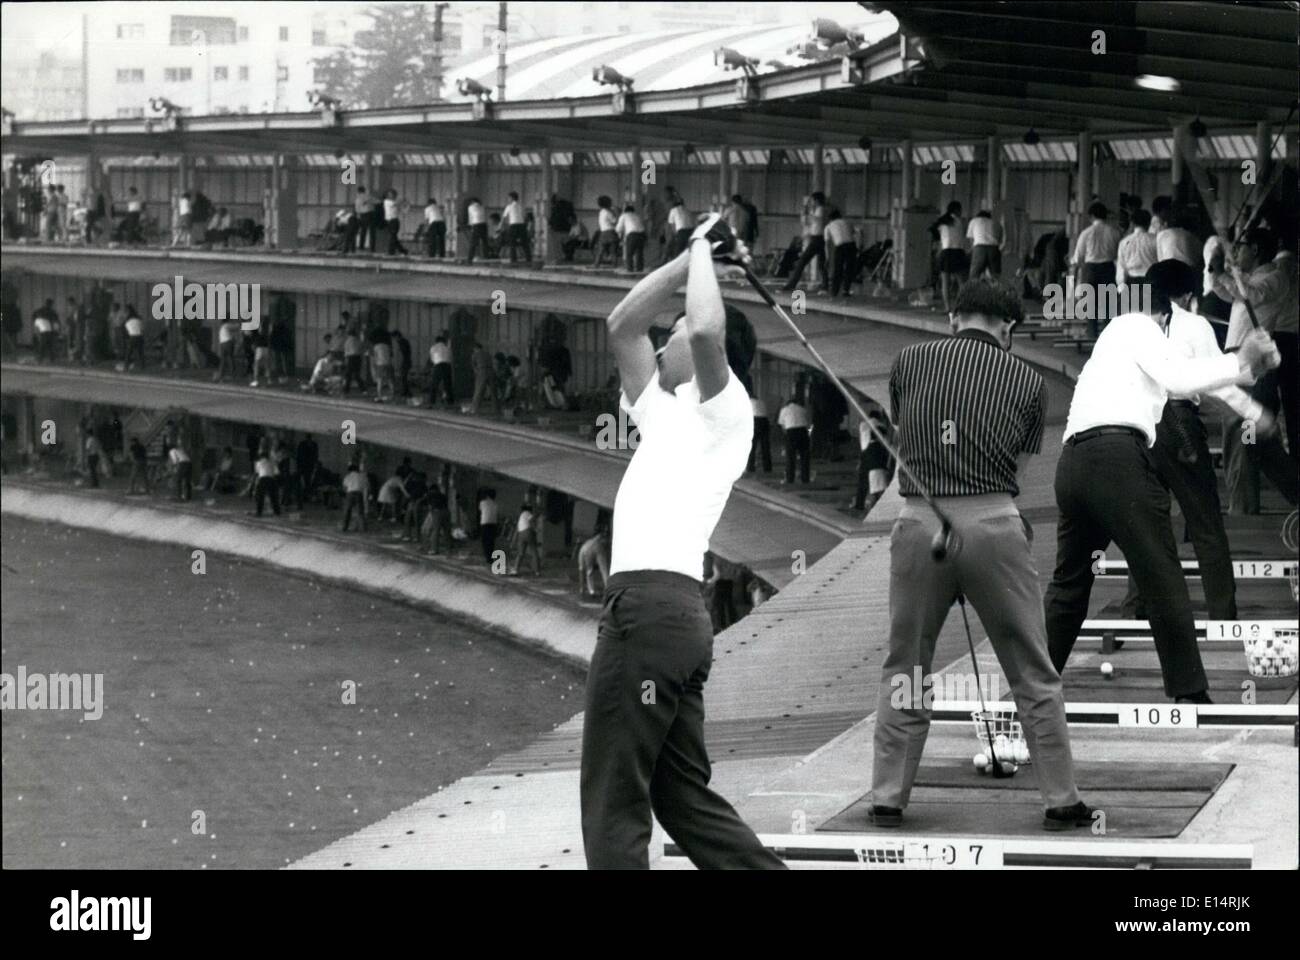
[[1071, 201, 1122, 337], [510, 499, 543, 576], [423, 198, 445, 258], [1206, 228, 1298, 513], [825, 209, 857, 297], [592, 196, 619, 268], [500, 191, 531, 263], [465, 197, 488, 262], [1155, 210, 1201, 269], [666, 197, 693, 258], [615, 204, 646, 272], [340, 462, 368, 532], [168, 443, 193, 501], [777, 393, 812, 484], [782, 191, 829, 293], [428, 333, 454, 406], [966, 209, 1003, 278], [1119, 295, 1271, 623], [251, 446, 282, 517], [1116, 208, 1158, 287], [1044, 260, 1279, 703], [353, 186, 375, 252], [580, 213, 784, 870]]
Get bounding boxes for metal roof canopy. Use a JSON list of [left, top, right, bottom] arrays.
[[1, 1, 1294, 158]]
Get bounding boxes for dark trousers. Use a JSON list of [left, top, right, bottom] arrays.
[[174, 462, 192, 501], [710, 579, 737, 632], [466, 223, 489, 261], [1044, 431, 1207, 698], [580, 571, 786, 870], [86, 453, 100, 488], [480, 522, 498, 564], [830, 241, 858, 296], [623, 232, 645, 271], [254, 476, 281, 516], [747, 416, 772, 472], [342, 220, 358, 254], [503, 222, 531, 262], [425, 507, 450, 553], [1275, 330, 1298, 458], [425, 221, 446, 258], [341, 490, 367, 531], [126, 335, 144, 367], [429, 362, 454, 405], [385, 219, 406, 255], [1121, 403, 1236, 619], [1079, 261, 1118, 338], [783, 426, 810, 483], [356, 213, 372, 251], [343, 355, 364, 393], [783, 236, 827, 291], [1223, 366, 1299, 513], [217, 341, 236, 379]]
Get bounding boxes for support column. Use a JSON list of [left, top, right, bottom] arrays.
[[269, 153, 299, 251], [1071, 130, 1092, 239], [812, 143, 825, 197], [1170, 124, 1187, 208], [631, 146, 643, 208], [1255, 121, 1274, 185], [719, 145, 731, 207], [542, 149, 555, 263], [451, 151, 462, 258], [985, 136, 1001, 210], [900, 139, 914, 203]]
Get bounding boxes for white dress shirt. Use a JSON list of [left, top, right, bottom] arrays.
[[1116, 228, 1158, 283], [597, 208, 618, 232], [610, 370, 752, 580], [467, 202, 486, 226], [1156, 227, 1201, 268], [1166, 304, 1262, 421], [825, 218, 852, 246], [615, 211, 645, 236], [503, 200, 525, 225], [1063, 311, 1244, 446], [966, 215, 1001, 247], [777, 401, 811, 430], [429, 342, 451, 365], [1212, 251, 1298, 348], [1072, 220, 1121, 265], [667, 205, 692, 231], [424, 202, 443, 224]]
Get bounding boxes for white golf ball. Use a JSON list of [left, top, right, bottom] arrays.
[[1014, 741, 1030, 764], [993, 735, 1012, 758], [1100, 661, 1114, 678], [973, 752, 988, 771], [1001, 761, 1019, 776]]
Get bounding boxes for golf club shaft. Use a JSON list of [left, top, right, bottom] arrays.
[[741, 265, 957, 540], [959, 594, 1005, 771]]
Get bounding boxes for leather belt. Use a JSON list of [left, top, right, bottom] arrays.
[[1066, 425, 1146, 446]]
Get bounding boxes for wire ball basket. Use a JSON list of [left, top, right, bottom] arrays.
[[1243, 626, 1298, 679], [971, 709, 1032, 764]]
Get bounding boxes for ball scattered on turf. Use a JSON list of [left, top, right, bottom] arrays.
[[973, 752, 988, 772], [1100, 661, 1114, 678]]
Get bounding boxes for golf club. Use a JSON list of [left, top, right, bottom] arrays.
[[958, 592, 1014, 778], [737, 263, 960, 561]]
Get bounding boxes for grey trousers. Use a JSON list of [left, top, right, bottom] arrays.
[[872, 494, 1080, 811]]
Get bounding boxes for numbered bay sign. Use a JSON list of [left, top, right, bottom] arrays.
[[1119, 704, 1198, 728]]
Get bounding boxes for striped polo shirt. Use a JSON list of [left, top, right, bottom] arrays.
[[889, 329, 1047, 498]]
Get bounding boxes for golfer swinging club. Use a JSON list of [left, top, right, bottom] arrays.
[[579, 214, 786, 870]]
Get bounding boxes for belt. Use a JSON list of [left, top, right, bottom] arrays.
[[606, 570, 701, 592], [1169, 399, 1199, 410], [1066, 425, 1146, 446]]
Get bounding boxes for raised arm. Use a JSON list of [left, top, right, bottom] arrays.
[[685, 233, 731, 402], [606, 251, 690, 403]]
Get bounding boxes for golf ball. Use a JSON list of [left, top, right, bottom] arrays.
[[1100, 661, 1114, 678], [1001, 762, 1019, 776], [973, 752, 988, 772], [1013, 741, 1030, 764], [993, 735, 1012, 758]]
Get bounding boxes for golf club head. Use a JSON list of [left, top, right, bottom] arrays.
[[930, 522, 960, 562]]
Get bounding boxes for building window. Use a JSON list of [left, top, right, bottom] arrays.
[[238, 104, 249, 113], [238, 26, 249, 41], [279, 26, 289, 41], [239, 65, 249, 81], [214, 66, 228, 81], [277, 65, 289, 82], [115, 68, 144, 83], [170, 15, 236, 45], [117, 23, 145, 39], [312, 30, 326, 46], [164, 67, 194, 82], [115, 106, 145, 118]]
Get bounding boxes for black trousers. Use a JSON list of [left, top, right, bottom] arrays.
[[429, 362, 454, 405], [783, 236, 827, 291], [86, 453, 100, 488], [580, 571, 786, 870], [1044, 431, 1208, 698], [1079, 261, 1118, 338], [1121, 402, 1236, 619], [480, 522, 498, 564], [466, 223, 489, 261], [174, 462, 192, 501], [1274, 330, 1298, 460], [341, 490, 367, 531], [747, 416, 772, 472], [254, 476, 281, 516], [343, 355, 364, 393], [425, 221, 446, 258], [830, 241, 858, 296], [783, 427, 810, 483]]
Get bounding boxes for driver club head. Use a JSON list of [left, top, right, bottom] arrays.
[[930, 523, 959, 562]]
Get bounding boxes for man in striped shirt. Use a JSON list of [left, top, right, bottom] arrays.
[[870, 278, 1090, 832]]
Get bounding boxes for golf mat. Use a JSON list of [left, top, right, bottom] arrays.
[[818, 759, 1234, 838]]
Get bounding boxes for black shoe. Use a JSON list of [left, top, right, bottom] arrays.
[[1043, 801, 1093, 832], [867, 804, 903, 828], [1175, 690, 1213, 704]]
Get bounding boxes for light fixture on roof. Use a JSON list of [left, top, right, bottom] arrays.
[[683, 143, 696, 158], [509, 145, 521, 157], [592, 65, 634, 91], [456, 77, 493, 101], [1023, 128, 1040, 145], [1135, 74, 1181, 93], [715, 47, 760, 77], [857, 135, 873, 152], [1189, 116, 1208, 139]]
